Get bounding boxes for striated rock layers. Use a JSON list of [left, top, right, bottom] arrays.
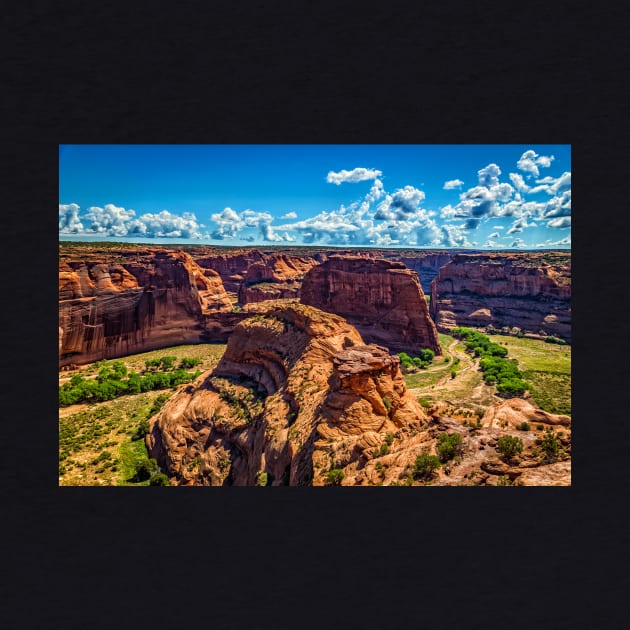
[[300, 256, 441, 355], [59, 251, 233, 367], [430, 252, 571, 341], [237, 253, 317, 304], [194, 250, 268, 294], [146, 302, 428, 486]]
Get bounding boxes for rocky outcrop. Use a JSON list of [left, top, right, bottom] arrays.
[[430, 252, 571, 341], [237, 253, 317, 304], [194, 250, 267, 294], [481, 398, 571, 429], [59, 251, 233, 366], [146, 302, 428, 486], [300, 256, 441, 355]]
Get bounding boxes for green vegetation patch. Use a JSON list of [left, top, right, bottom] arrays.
[[452, 327, 529, 397], [488, 334, 571, 414]]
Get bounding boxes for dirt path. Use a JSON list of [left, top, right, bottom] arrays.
[[434, 339, 475, 387]]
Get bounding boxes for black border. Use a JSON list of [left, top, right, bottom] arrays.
[[5, 2, 628, 628]]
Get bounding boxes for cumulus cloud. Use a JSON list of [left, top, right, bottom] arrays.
[[442, 224, 472, 248], [59, 203, 84, 234], [374, 185, 426, 221], [127, 210, 205, 238], [516, 150, 555, 177], [326, 167, 383, 185], [510, 237, 527, 248], [492, 225, 504, 230], [547, 216, 571, 229], [477, 163, 502, 187], [84, 204, 137, 236], [443, 179, 464, 190], [506, 216, 537, 235], [509, 172, 530, 193], [210, 207, 283, 241], [488, 232, 500, 239], [535, 235, 571, 248], [280, 211, 297, 219]]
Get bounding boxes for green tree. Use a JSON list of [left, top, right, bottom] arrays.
[[325, 468, 345, 485], [413, 454, 440, 479], [496, 435, 523, 461]]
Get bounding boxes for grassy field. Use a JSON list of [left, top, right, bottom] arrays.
[[59, 343, 227, 486], [405, 331, 570, 416], [488, 335, 571, 415]]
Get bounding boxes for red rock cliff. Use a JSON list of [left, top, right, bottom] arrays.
[[146, 302, 427, 486], [237, 253, 317, 304], [430, 252, 571, 341], [59, 251, 233, 366], [299, 256, 441, 355]]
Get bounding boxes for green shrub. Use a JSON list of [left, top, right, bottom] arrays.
[[413, 454, 440, 479], [133, 458, 159, 482], [256, 470, 269, 487], [149, 473, 170, 486], [450, 369, 457, 379], [496, 435, 523, 461], [517, 421, 530, 431], [540, 429, 560, 459], [437, 432, 463, 462], [178, 357, 202, 369], [382, 397, 392, 412], [385, 432, 394, 446], [325, 468, 345, 485]]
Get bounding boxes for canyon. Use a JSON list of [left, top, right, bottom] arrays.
[[58, 243, 571, 486], [430, 252, 571, 341]]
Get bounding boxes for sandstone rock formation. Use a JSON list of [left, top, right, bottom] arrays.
[[237, 253, 317, 304], [481, 398, 571, 429], [300, 256, 441, 355], [59, 251, 233, 366], [194, 249, 268, 294], [430, 252, 571, 341], [146, 302, 428, 486]]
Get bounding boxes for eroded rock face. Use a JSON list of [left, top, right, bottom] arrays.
[[300, 256, 441, 355], [430, 252, 571, 341], [59, 251, 233, 366], [237, 253, 317, 304], [145, 302, 428, 486], [194, 250, 267, 294]]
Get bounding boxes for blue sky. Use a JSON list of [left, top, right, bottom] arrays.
[[59, 145, 571, 249]]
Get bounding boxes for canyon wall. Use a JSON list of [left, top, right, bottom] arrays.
[[430, 252, 571, 341], [300, 256, 441, 355], [59, 251, 234, 367], [237, 253, 317, 304]]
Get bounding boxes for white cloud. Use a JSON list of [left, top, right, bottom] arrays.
[[506, 216, 536, 235], [84, 204, 137, 236], [509, 172, 530, 193], [510, 237, 527, 248], [477, 163, 502, 187], [374, 185, 426, 221], [535, 235, 571, 248], [488, 232, 500, 239], [280, 211, 297, 219], [516, 150, 555, 178], [492, 225, 504, 230], [127, 210, 205, 239], [59, 203, 84, 234], [547, 216, 571, 229], [326, 167, 383, 185], [443, 179, 464, 190], [210, 207, 283, 241]]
